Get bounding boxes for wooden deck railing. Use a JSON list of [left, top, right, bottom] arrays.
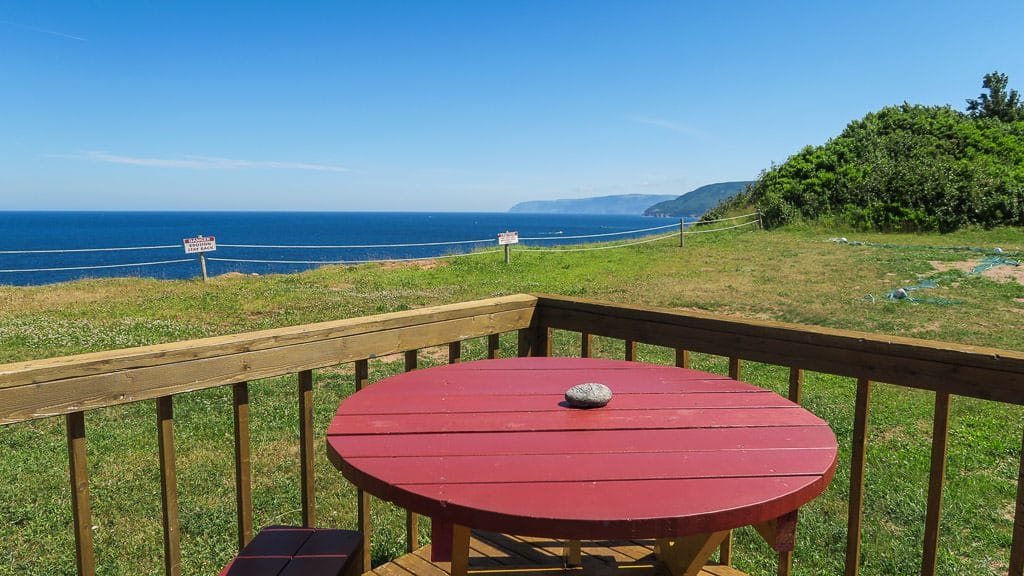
[[0, 294, 539, 576], [2, 293, 1024, 576]]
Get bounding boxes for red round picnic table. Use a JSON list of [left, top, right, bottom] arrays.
[[327, 357, 837, 576]]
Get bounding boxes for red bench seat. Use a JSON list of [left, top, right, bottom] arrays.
[[219, 526, 363, 576]]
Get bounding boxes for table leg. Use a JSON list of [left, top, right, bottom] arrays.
[[430, 518, 453, 562], [563, 540, 582, 566], [450, 524, 471, 576], [655, 531, 730, 576], [429, 520, 471, 576]]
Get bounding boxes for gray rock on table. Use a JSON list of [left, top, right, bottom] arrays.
[[565, 382, 612, 408]]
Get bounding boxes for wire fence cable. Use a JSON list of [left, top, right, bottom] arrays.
[[682, 219, 759, 234], [522, 231, 680, 253], [206, 250, 504, 266], [0, 259, 193, 273], [518, 222, 679, 242], [0, 244, 180, 255]]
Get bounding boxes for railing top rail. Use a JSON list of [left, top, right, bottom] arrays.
[[534, 294, 1024, 404], [0, 294, 538, 425]]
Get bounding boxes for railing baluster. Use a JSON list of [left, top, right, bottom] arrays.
[[517, 328, 533, 357], [844, 378, 872, 576], [581, 332, 593, 358], [1010, 425, 1024, 575], [354, 359, 373, 571], [449, 341, 462, 364], [487, 334, 501, 359], [404, 352, 420, 552], [66, 411, 95, 576], [625, 340, 637, 361], [518, 327, 550, 357], [716, 356, 742, 565], [298, 370, 316, 527], [157, 396, 181, 576], [778, 367, 804, 576], [788, 367, 803, 404], [232, 382, 253, 549], [675, 348, 690, 368], [921, 392, 951, 576]]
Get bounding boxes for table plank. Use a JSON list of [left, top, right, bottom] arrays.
[[329, 406, 826, 435], [343, 448, 837, 485], [397, 476, 833, 539], [336, 391, 792, 416], [328, 426, 837, 458]]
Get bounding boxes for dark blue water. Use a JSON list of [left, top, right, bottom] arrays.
[[0, 212, 680, 286]]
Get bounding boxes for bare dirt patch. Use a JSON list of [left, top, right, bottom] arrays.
[[379, 259, 445, 270], [907, 320, 942, 335], [929, 260, 1024, 285]]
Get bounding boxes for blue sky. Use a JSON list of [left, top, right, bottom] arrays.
[[2, 1, 1022, 211]]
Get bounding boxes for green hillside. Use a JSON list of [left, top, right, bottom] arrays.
[[712, 72, 1024, 231], [643, 181, 752, 217]]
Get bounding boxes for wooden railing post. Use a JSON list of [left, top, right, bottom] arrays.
[[675, 349, 690, 368], [354, 359, 373, 571], [1010, 425, 1024, 575], [487, 334, 501, 359], [845, 378, 872, 576], [625, 340, 637, 361], [518, 326, 550, 357], [449, 341, 462, 364], [717, 356, 742, 565], [232, 382, 253, 549], [157, 396, 181, 576], [517, 328, 533, 357], [921, 392, 951, 576], [780, 370, 801, 572], [788, 367, 803, 404], [403, 351, 420, 552], [298, 370, 316, 527], [729, 357, 741, 380], [66, 411, 95, 576], [581, 333, 593, 358]]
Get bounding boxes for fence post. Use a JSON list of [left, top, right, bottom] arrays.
[[757, 210, 764, 230], [679, 219, 685, 247], [504, 243, 511, 265], [199, 253, 208, 282]]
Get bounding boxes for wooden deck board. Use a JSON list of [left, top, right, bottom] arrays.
[[365, 532, 747, 576]]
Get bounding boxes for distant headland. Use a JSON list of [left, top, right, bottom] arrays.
[[508, 181, 751, 217]]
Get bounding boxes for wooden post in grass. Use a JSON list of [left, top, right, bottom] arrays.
[[498, 231, 518, 265], [679, 219, 685, 247], [183, 235, 215, 282]]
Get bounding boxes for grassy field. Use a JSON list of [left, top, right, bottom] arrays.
[[1, 224, 1023, 575]]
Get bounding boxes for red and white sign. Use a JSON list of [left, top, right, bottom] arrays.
[[183, 235, 217, 254], [497, 231, 519, 245]]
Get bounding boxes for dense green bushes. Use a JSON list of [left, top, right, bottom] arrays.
[[712, 92, 1024, 231]]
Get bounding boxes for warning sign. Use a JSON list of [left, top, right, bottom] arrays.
[[497, 231, 519, 246], [183, 235, 217, 254]]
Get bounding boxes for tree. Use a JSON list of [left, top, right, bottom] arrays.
[[966, 71, 1024, 122]]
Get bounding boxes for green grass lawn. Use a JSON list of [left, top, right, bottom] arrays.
[[1, 224, 1023, 575]]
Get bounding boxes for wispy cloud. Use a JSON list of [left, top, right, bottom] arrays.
[[0, 20, 88, 42], [631, 115, 707, 137], [57, 151, 351, 173]]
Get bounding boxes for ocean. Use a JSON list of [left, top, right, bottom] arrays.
[[0, 211, 680, 286]]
